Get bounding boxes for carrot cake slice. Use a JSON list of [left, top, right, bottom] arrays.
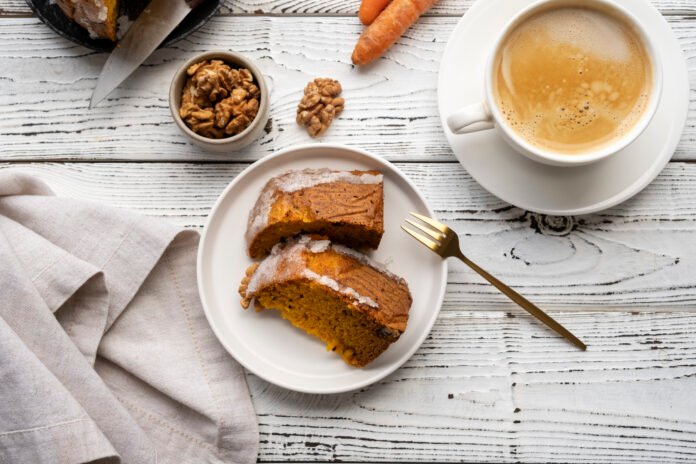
[[54, 0, 119, 41], [239, 236, 411, 367], [245, 168, 384, 259]]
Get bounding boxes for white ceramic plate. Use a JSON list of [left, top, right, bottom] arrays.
[[438, 0, 689, 215], [197, 144, 448, 394]]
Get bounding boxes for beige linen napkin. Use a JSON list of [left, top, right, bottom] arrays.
[[0, 172, 258, 464]]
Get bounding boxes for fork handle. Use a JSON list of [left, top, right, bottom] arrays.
[[454, 250, 587, 350]]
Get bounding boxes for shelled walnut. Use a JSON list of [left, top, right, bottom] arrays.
[[296, 78, 344, 137], [179, 60, 261, 139]]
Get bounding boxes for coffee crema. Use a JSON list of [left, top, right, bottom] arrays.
[[492, 6, 652, 155]]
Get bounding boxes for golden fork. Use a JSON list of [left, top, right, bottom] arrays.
[[402, 212, 587, 350]]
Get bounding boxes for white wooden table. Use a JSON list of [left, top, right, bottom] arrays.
[[2, 0, 696, 461]]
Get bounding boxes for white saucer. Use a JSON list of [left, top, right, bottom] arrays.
[[197, 144, 447, 394], [438, 0, 689, 215]]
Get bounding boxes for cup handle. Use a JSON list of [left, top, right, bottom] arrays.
[[447, 102, 495, 134]]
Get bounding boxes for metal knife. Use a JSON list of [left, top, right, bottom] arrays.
[[90, 0, 204, 108]]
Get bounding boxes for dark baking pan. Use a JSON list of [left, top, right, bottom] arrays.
[[26, 0, 220, 52]]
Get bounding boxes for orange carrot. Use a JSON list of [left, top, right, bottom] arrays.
[[352, 0, 438, 65], [359, 0, 391, 25]]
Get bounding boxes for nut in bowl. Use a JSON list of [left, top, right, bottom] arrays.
[[169, 51, 270, 153]]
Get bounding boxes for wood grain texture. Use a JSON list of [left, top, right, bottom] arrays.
[[2, 161, 695, 311], [3, 2, 696, 462], [3, 0, 696, 16], [3, 161, 695, 461], [0, 15, 694, 162], [249, 310, 696, 463]]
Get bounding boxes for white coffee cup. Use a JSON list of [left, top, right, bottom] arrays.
[[446, 0, 663, 167]]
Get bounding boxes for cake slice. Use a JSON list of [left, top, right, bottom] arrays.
[[245, 169, 384, 259], [239, 236, 411, 367], [54, 0, 119, 41]]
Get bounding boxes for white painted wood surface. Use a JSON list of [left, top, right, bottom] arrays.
[[1, 15, 695, 162], [5, 0, 696, 15], [3, 161, 695, 311], [1, 0, 696, 462]]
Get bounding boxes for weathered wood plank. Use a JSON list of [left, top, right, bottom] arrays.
[[0, 16, 694, 162], [3, 0, 696, 16], [3, 160, 695, 461], [3, 3, 696, 463], [2, 161, 695, 310], [249, 310, 696, 462]]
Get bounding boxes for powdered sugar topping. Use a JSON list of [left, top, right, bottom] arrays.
[[307, 239, 331, 253], [299, 235, 404, 286], [244, 241, 305, 296], [302, 269, 379, 308], [245, 169, 383, 244], [69, 0, 109, 39], [274, 169, 383, 193], [329, 243, 406, 286], [243, 236, 406, 310]]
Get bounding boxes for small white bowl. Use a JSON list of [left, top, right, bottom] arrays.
[[169, 50, 270, 153]]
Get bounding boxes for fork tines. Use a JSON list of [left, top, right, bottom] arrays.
[[400, 211, 587, 351], [401, 212, 449, 251]]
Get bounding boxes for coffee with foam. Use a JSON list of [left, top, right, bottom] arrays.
[[492, 6, 652, 155]]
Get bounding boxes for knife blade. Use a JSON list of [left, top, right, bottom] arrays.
[[90, 0, 203, 108]]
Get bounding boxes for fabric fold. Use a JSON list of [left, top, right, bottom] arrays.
[[0, 222, 157, 464], [0, 216, 109, 364], [0, 171, 258, 464], [0, 315, 119, 464]]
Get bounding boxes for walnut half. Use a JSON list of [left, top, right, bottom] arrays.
[[296, 78, 344, 137], [179, 60, 261, 139]]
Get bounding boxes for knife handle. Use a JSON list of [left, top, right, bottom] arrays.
[[187, 0, 205, 8]]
